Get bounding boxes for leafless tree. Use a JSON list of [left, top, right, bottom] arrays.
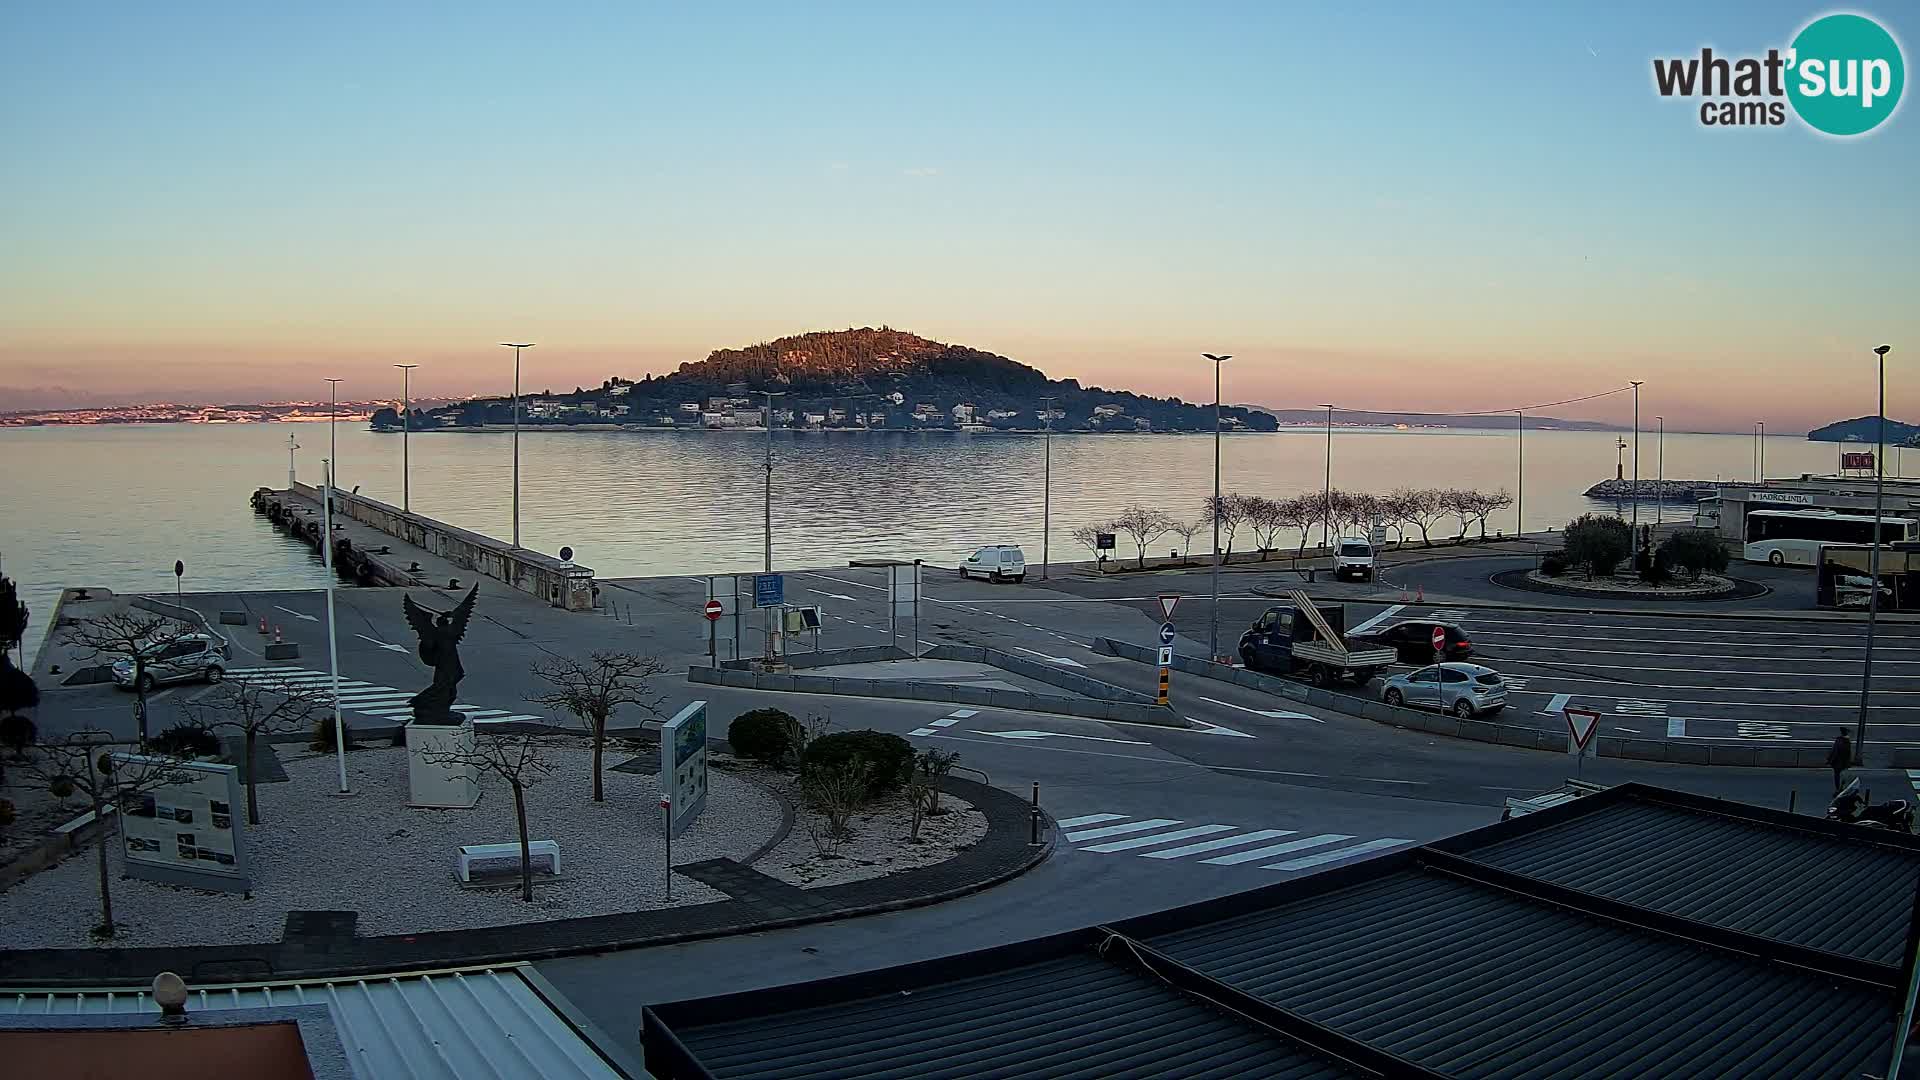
[[528, 651, 668, 802], [779, 711, 834, 771], [1113, 504, 1174, 568], [1469, 490, 1515, 539], [1281, 493, 1323, 563], [1244, 496, 1284, 560], [24, 732, 190, 938], [802, 758, 870, 858], [61, 610, 200, 748], [1071, 523, 1114, 572], [1166, 518, 1204, 565], [1394, 488, 1448, 547], [1205, 495, 1247, 561], [418, 730, 560, 902], [182, 680, 323, 825], [1440, 489, 1479, 541]]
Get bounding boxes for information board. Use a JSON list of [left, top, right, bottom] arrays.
[[113, 753, 251, 893], [660, 701, 709, 839]]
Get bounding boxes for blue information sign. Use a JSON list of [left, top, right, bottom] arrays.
[[754, 573, 785, 608], [1159, 622, 1177, 646]]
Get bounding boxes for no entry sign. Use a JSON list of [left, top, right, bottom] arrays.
[[704, 600, 724, 621], [1432, 626, 1447, 654]]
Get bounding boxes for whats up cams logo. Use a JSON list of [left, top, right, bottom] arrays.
[[1653, 11, 1905, 135]]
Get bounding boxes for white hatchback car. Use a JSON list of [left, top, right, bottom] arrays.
[[960, 545, 1027, 583], [112, 632, 231, 693]]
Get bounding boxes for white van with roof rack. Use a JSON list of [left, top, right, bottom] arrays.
[[1334, 537, 1375, 581], [960, 545, 1026, 583]]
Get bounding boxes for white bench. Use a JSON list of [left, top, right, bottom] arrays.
[[455, 840, 559, 882]]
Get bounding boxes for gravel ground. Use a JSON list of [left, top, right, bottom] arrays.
[[1, 767, 72, 868], [754, 773, 987, 889], [0, 744, 783, 949]]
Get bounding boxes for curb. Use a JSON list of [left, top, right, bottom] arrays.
[[1486, 567, 1765, 604], [0, 778, 1051, 987], [1092, 636, 1833, 770], [1244, 584, 1905, 624]]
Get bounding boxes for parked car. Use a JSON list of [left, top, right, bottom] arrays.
[[960, 545, 1027, 583], [1356, 620, 1473, 663], [1379, 662, 1507, 717], [112, 632, 230, 693], [1334, 537, 1375, 581]]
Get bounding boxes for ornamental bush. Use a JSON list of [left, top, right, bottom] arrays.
[[1563, 514, 1632, 578], [728, 708, 796, 766], [802, 730, 915, 796], [151, 723, 221, 759], [1658, 528, 1730, 581], [1538, 553, 1569, 577]]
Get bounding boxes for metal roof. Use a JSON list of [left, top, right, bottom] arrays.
[[644, 784, 1918, 1080], [0, 964, 625, 1080]]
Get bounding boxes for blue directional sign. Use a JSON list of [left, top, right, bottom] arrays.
[[753, 573, 785, 608], [1159, 622, 1177, 646]]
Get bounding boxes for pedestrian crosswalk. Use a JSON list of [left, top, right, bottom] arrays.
[[1056, 812, 1413, 872], [226, 667, 544, 726], [1907, 770, 1920, 799]]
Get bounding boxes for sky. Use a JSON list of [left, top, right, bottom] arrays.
[[1, 2, 1915, 431]]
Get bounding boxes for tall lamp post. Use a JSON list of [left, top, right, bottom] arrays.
[[1630, 381, 1643, 534], [1320, 404, 1336, 552], [1040, 396, 1055, 581], [394, 364, 417, 514], [1655, 416, 1665, 526], [1515, 410, 1524, 537], [320, 453, 348, 793], [1758, 420, 1767, 482], [325, 378, 342, 490], [761, 390, 787, 666], [1202, 353, 1231, 662], [499, 344, 534, 547], [1858, 344, 1894, 765]]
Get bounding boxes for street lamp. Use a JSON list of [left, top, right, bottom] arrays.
[[324, 378, 342, 489], [394, 364, 417, 514], [1202, 353, 1231, 663], [1630, 381, 1643, 534], [761, 390, 787, 666], [320, 454, 348, 793], [1858, 344, 1894, 765], [499, 344, 534, 547], [1319, 404, 1336, 552], [1040, 396, 1055, 581], [1758, 420, 1767, 482], [1515, 410, 1524, 537], [1655, 416, 1665, 526]]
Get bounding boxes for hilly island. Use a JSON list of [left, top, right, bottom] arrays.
[[376, 327, 1279, 434]]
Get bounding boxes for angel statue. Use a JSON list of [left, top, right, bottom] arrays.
[[402, 585, 478, 725]]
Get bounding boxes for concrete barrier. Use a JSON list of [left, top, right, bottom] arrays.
[[281, 483, 596, 611], [264, 643, 301, 661]]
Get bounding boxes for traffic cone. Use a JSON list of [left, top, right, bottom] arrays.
[[258, 616, 268, 635], [1416, 585, 1424, 603], [273, 625, 283, 644]]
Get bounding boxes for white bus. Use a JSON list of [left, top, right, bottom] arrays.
[[1744, 508, 1916, 566]]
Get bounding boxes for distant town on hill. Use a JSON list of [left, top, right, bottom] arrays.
[[375, 328, 1280, 434]]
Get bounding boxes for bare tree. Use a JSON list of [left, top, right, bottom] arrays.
[[1441, 489, 1477, 541], [1394, 488, 1447, 547], [1113, 504, 1174, 568], [61, 610, 200, 748], [1071, 522, 1114, 572], [418, 730, 560, 902], [182, 680, 322, 826], [1166, 518, 1204, 565], [1377, 490, 1413, 546], [25, 732, 189, 938], [528, 651, 668, 802], [1205, 495, 1247, 561], [1470, 490, 1515, 539], [1244, 496, 1285, 560], [802, 758, 870, 858], [1281, 494, 1323, 564]]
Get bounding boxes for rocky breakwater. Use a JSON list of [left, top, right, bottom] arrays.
[[1583, 478, 1719, 503]]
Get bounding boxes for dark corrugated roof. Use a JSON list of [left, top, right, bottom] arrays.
[[655, 949, 1363, 1080], [644, 784, 1914, 1080], [1455, 795, 1920, 967], [1145, 866, 1892, 1080]]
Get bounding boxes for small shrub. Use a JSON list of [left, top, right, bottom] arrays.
[[728, 708, 796, 766], [801, 758, 871, 857], [1563, 514, 1632, 578], [1659, 528, 1729, 581], [151, 723, 221, 759], [0, 713, 36, 758], [803, 730, 914, 796], [310, 715, 358, 752], [1538, 553, 1568, 578], [1639, 553, 1672, 586], [48, 775, 74, 800]]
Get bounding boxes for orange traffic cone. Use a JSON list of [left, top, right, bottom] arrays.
[[273, 625, 283, 644], [258, 616, 268, 635], [1416, 585, 1424, 603]]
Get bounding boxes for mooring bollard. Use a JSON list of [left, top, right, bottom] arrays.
[[1029, 781, 1041, 846], [1789, 789, 1797, 814]]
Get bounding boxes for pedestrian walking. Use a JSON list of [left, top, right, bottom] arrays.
[[1828, 729, 1853, 794]]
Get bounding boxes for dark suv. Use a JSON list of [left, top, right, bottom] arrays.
[[1354, 620, 1472, 663]]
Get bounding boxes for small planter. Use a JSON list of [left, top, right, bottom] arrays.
[[406, 720, 479, 808]]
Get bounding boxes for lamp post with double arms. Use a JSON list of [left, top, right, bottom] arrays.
[[499, 344, 534, 547], [1858, 344, 1894, 765], [1202, 353, 1231, 662], [394, 364, 417, 513]]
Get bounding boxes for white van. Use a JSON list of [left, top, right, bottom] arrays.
[[1334, 537, 1375, 582], [961, 545, 1026, 583]]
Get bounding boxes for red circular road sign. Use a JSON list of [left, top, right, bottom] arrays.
[[1432, 626, 1447, 653], [704, 600, 724, 621]]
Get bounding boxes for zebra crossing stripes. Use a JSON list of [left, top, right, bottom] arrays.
[[909, 708, 978, 737], [1428, 609, 1471, 622], [1614, 699, 1670, 717], [226, 667, 543, 724], [1059, 813, 1413, 873], [1907, 770, 1920, 798]]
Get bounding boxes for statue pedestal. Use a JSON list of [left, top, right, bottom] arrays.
[[407, 720, 479, 808]]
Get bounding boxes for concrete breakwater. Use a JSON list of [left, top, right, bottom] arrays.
[[250, 486, 597, 610], [1582, 478, 1719, 503]]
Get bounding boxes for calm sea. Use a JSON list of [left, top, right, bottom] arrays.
[[0, 422, 1867, 659]]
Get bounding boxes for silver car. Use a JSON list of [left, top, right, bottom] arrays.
[[1380, 662, 1508, 718], [112, 633, 230, 693]]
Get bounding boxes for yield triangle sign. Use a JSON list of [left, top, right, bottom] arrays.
[[1565, 707, 1601, 755], [1157, 594, 1180, 621]]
